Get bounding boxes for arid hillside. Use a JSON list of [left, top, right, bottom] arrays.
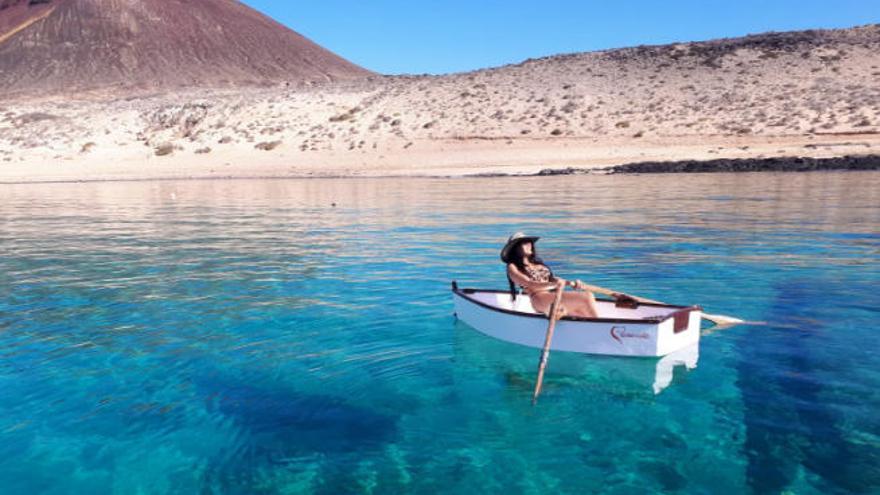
[[1, 24, 879, 180], [393, 25, 880, 140], [0, 0, 371, 95]]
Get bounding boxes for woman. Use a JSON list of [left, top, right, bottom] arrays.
[[501, 232, 603, 319]]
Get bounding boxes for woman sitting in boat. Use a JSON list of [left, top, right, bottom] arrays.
[[502, 232, 629, 319]]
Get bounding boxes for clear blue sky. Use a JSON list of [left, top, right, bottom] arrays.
[[242, 1, 878, 75]]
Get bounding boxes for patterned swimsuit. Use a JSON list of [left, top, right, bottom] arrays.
[[521, 264, 557, 315], [523, 264, 553, 285]]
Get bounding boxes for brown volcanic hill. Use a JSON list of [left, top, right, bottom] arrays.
[[0, 0, 371, 95]]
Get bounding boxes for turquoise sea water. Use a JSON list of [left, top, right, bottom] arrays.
[[1, 173, 878, 494]]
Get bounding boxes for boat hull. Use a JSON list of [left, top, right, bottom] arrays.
[[452, 287, 701, 357]]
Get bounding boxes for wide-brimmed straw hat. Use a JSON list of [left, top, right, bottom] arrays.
[[500, 232, 540, 263]]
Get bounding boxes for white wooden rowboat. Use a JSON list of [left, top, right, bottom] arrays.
[[451, 281, 701, 357]]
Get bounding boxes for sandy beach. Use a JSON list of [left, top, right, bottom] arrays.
[[2, 131, 878, 183]]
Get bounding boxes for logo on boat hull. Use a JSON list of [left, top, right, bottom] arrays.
[[610, 326, 650, 344]]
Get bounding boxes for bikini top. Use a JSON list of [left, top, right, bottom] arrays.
[[523, 264, 553, 284]]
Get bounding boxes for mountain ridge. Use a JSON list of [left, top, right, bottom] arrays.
[[0, 0, 371, 96]]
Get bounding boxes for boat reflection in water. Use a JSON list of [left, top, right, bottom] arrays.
[[651, 343, 699, 394]]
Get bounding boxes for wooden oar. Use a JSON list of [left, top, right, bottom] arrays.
[[532, 282, 566, 404], [575, 282, 744, 328]]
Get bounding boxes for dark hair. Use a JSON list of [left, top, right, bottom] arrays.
[[506, 241, 551, 301]]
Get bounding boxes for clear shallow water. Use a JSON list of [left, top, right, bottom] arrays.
[[0, 173, 878, 494]]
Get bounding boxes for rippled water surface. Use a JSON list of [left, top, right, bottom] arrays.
[[1, 173, 878, 494]]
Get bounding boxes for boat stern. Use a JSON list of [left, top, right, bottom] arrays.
[[654, 306, 702, 356]]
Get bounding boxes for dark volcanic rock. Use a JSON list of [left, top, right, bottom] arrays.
[[517, 23, 879, 70], [536, 167, 591, 176], [0, 0, 372, 96], [604, 24, 880, 67], [608, 155, 880, 174]]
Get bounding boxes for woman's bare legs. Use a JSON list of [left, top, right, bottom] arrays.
[[529, 291, 557, 316], [560, 291, 598, 318], [530, 291, 598, 318]]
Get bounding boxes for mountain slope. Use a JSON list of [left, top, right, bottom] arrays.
[[0, 0, 371, 95]]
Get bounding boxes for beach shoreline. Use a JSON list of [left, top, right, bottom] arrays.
[[2, 145, 877, 185]]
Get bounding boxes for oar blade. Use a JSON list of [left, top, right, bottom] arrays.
[[702, 313, 744, 327]]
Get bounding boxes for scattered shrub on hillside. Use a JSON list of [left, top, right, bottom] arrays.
[[261, 126, 283, 135], [147, 103, 209, 138], [329, 112, 353, 123], [154, 143, 174, 156], [255, 141, 282, 151], [819, 52, 845, 63], [15, 112, 58, 125], [700, 57, 723, 69], [550, 129, 563, 136], [329, 107, 361, 123]]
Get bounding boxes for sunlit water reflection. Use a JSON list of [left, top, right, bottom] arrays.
[[1, 173, 878, 494]]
